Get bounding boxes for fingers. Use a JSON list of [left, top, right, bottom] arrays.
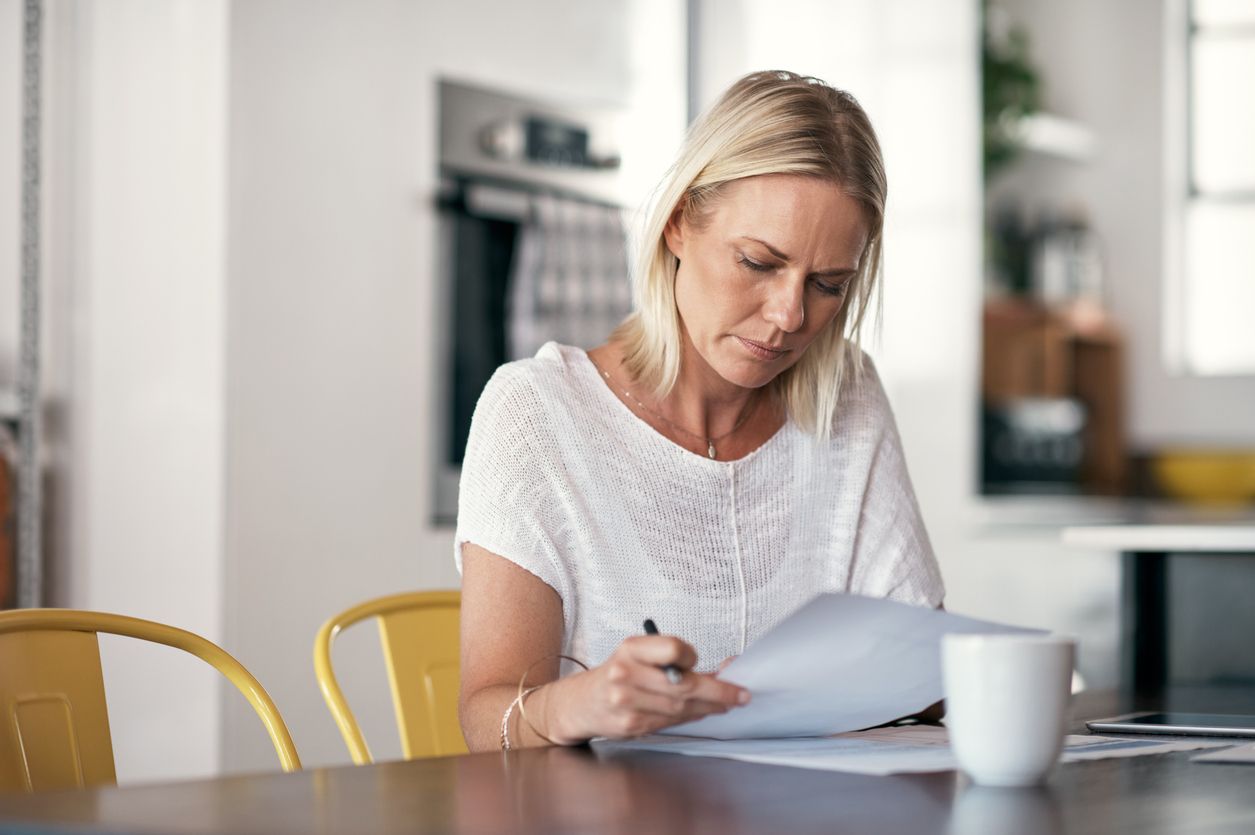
[[599, 682, 738, 737], [612, 640, 750, 705], [612, 687, 725, 720], [617, 637, 742, 698], [623, 635, 698, 670], [591, 638, 752, 739], [676, 698, 742, 722], [688, 673, 751, 707], [631, 667, 750, 709], [605, 658, 748, 708]]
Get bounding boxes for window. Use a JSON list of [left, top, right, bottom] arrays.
[[1173, 0, 1255, 375]]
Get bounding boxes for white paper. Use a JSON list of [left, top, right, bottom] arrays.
[[665, 593, 1037, 739], [596, 727, 1228, 776], [1193, 741, 1255, 763]]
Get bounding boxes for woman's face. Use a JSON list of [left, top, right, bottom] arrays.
[[664, 174, 870, 391]]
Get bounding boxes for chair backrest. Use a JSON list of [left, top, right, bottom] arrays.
[[314, 590, 465, 763], [0, 609, 301, 793]]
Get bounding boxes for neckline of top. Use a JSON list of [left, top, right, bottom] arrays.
[[563, 343, 794, 467]]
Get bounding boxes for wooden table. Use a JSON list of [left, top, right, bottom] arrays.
[[1, 690, 1253, 834]]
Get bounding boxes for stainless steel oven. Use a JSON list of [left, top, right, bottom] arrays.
[[432, 79, 631, 523]]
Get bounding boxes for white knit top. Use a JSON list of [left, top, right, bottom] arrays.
[[455, 342, 944, 673]]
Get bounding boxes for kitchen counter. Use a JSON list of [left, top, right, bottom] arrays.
[[1062, 521, 1255, 552], [1057, 512, 1255, 695], [973, 494, 1255, 535]]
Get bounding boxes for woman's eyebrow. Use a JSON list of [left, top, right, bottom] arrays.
[[739, 236, 858, 278]]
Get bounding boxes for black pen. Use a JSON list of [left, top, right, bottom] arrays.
[[643, 618, 684, 684]]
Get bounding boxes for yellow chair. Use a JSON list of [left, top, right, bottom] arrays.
[[314, 590, 465, 763], [0, 609, 301, 793]]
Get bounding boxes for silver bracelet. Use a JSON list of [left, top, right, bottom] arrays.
[[500, 687, 539, 751]]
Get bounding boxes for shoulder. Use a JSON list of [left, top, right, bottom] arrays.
[[469, 342, 590, 446], [476, 342, 585, 414], [829, 345, 894, 437]]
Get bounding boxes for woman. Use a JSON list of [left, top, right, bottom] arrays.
[[456, 70, 944, 751]]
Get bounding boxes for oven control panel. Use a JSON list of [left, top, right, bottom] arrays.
[[479, 115, 618, 170]]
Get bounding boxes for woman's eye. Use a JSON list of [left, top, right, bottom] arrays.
[[815, 280, 849, 297], [738, 256, 773, 273]]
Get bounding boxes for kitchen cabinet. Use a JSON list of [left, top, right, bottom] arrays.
[[981, 298, 1126, 495]]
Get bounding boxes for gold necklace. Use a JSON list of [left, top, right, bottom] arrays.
[[589, 357, 759, 460]]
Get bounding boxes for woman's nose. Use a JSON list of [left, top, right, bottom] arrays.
[[763, 279, 805, 333]]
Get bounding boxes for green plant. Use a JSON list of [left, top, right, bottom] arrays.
[[983, 0, 1040, 179]]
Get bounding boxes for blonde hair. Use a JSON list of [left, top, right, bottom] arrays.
[[614, 70, 887, 440]]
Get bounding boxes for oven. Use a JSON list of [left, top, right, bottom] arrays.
[[432, 79, 631, 523]]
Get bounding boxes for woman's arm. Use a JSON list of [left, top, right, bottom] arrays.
[[458, 543, 567, 751], [459, 544, 750, 751]]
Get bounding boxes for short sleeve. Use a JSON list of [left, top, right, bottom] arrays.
[[844, 362, 946, 609], [454, 364, 572, 606]]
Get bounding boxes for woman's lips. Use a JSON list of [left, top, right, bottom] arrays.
[[736, 336, 789, 360]]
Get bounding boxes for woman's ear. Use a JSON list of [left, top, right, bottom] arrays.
[[662, 207, 687, 261]]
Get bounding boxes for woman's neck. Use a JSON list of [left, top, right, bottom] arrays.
[[664, 335, 762, 441], [593, 337, 766, 444]]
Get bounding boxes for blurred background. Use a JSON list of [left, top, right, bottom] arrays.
[[1, 0, 1252, 782]]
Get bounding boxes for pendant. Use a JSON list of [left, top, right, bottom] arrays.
[[707, 441, 717, 459]]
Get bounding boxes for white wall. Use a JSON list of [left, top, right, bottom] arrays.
[[224, 0, 687, 773], [988, 0, 1255, 448], [42, 0, 229, 783]]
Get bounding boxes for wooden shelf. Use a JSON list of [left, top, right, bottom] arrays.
[[982, 298, 1127, 494]]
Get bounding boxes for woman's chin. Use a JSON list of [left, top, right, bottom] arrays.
[[715, 360, 783, 390]]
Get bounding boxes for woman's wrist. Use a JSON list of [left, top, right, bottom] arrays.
[[530, 673, 591, 746]]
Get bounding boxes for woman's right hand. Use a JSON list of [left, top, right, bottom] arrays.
[[459, 545, 749, 750], [544, 635, 751, 743]]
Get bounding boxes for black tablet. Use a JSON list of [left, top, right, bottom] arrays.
[[1087, 712, 1255, 738]]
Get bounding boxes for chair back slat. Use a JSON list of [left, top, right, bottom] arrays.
[[0, 609, 300, 793], [0, 630, 117, 792], [314, 590, 466, 763], [377, 602, 465, 759]]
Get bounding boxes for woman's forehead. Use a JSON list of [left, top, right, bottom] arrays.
[[709, 175, 868, 261]]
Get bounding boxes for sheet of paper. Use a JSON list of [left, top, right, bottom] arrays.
[[664, 593, 1037, 739], [1193, 741, 1255, 764], [596, 727, 1227, 776]]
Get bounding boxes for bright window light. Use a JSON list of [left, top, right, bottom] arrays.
[[1184, 202, 1255, 374], [1192, 36, 1255, 192], [1176, 1, 1255, 375]]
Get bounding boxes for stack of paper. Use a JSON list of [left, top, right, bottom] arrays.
[[596, 727, 1226, 776], [665, 593, 1036, 739], [594, 594, 1230, 775]]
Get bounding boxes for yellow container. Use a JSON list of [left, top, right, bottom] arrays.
[[1152, 450, 1255, 506]]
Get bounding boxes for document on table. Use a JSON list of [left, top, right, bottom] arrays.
[[595, 727, 1228, 776], [663, 593, 1037, 739], [1193, 742, 1255, 764]]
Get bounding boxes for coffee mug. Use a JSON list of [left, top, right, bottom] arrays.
[[942, 633, 1076, 787]]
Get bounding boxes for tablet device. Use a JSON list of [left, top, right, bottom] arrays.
[[1086, 712, 1255, 738]]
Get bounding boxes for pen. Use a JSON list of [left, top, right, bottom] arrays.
[[643, 618, 684, 685]]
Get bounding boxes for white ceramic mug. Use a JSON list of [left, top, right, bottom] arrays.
[[942, 633, 1076, 787]]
